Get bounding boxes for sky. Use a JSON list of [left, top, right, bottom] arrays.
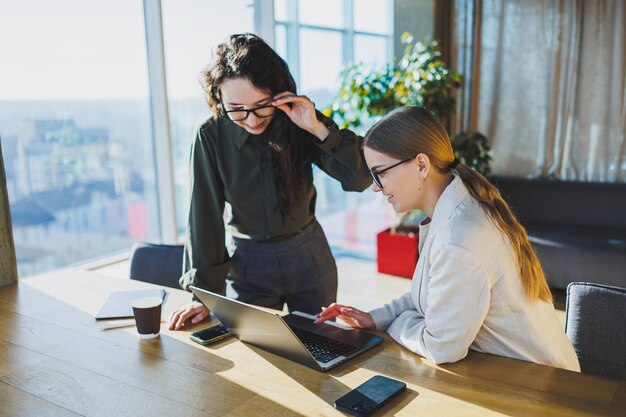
[[0, 0, 253, 100], [0, 0, 389, 101]]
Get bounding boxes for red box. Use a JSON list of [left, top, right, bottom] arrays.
[[376, 227, 419, 279]]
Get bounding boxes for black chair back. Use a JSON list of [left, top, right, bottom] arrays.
[[565, 282, 626, 380], [129, 242, 184, 289]]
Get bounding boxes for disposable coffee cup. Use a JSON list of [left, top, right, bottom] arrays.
[[131, 296, 163, 339]]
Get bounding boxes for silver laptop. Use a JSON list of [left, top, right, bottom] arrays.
[[190, 286, 383, 371]]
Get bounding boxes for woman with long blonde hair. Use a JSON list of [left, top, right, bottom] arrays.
[[316, 106, 580, 371]]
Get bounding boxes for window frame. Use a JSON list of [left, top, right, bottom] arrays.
[[270, 0, 394, 86]]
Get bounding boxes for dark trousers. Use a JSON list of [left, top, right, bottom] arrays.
[[225, 220, 337, 315]]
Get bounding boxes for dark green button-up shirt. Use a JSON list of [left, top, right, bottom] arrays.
[[180, 113, 372, 295]]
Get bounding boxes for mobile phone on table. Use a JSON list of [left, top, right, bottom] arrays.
[[334, 375, 406, 416], [189, 323, 231, 346]]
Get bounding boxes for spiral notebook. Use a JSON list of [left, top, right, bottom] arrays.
[[95, 289, 166, 320]]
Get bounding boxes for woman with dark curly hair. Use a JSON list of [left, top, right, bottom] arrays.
[[168, 33, 371, 330]]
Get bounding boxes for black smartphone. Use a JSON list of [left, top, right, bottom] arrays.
[[189, 324, 231, 346], [334, 375, 407, 416]]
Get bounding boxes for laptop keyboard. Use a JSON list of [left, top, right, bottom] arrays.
[[291, 327, 357, 363]]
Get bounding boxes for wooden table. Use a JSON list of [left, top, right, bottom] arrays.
[[1, 269, 624, 417]]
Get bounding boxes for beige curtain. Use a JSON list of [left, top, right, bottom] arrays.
[[454, 0, 625, 182]]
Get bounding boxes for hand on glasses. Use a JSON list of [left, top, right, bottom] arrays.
[[272, 92, 329, 140]]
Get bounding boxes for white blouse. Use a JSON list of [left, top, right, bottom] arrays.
[[369, 176, 580, 372]]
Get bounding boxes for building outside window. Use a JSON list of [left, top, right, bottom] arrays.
[[0, 0, 397, 278], [0, 0, 158, 277]]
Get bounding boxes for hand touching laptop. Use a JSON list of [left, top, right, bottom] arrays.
[[314, 303, 375, 329]]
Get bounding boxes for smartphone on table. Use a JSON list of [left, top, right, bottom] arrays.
[[334, 375, 407, 416], [189, 323, 231, 345]]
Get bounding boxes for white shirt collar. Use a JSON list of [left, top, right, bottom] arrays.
[[428, 175, 470, 230]]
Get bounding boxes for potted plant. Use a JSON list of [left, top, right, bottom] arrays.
[[324, 33, 492, 278]]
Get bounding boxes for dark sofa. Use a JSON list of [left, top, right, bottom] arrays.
[[490, 176, 626, 289]]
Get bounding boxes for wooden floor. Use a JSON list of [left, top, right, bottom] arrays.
[[94, 256, 568, 326]]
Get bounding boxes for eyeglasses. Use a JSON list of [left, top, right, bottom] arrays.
[[369, 158, 414, 188], [223, 104, 275, 121]]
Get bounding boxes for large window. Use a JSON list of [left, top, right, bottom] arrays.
[[161, 0, 254, 237], [0, 0, 157, 277], [274, 0, 394, 255], [0, 0, 397, 278], [274, 0, 393, 108]]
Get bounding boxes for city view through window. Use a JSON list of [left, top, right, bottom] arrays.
[[0, 1, 159, 277], [1, 0, 394, 278]]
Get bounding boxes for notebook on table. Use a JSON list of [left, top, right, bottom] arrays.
[[190, 286, 383, 371], [95, 289, 166, 320]]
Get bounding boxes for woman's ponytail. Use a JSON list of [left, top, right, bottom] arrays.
[[455, 164, 552, 302]]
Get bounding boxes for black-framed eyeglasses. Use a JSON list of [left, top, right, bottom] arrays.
[[223, 104, 275, 121], [369, 157, 414, 188]]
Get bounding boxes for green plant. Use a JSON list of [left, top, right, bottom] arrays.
[[324, 32, 491, 175], [452, 130, 492, 176]]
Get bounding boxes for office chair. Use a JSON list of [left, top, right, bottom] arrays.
[[129, 242, 184, 289], [565, 282, 626, 380]]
